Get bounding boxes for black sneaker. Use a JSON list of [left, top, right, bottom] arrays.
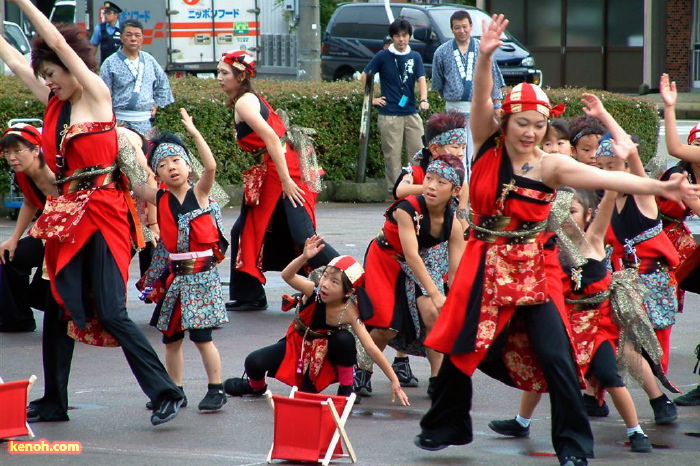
[[26, 406, 69, 423], [225, 298, 268, 312], [650, 394, 678, 424], [223, 377, 266, 397], [392, 358, 419, 387], [151, 397, 184, 426], [147, 388, 187, 410], [488, 418, 530, 438], [582, 393, 609, 417], [413, 432, 472, 451], [198, 387, 227, 411], [353, 368, 373, 397], [628, 432, 652, 453], [560, 456, 588, 466], [674, 386, 700, 406]]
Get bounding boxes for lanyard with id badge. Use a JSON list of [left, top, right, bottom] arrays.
[[395, 57, 411, 107]]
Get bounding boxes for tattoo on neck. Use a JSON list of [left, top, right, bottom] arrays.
[[521, 162, 533, 174]]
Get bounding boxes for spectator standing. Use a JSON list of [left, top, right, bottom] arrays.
[[100, 19, 174, 136], [432, 10, 504, 169], [90, 2, 122, 65], [362, 19, 429, 192]]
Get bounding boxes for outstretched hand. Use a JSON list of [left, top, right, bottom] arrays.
[[390, 381, 410, 406], [479, 14, 508, 55], [302, 234, 326, 261], [179, 108, 198, 134], [609, 136, 637, 162], [580, 93, 608, 121], [660, 73, 677, 107], [660, 172, 700, 204]]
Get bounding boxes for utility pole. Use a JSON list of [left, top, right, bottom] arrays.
[[297, 0, 321, 81]]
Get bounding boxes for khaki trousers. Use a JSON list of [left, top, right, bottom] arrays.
[[378, 113, 424, 190]]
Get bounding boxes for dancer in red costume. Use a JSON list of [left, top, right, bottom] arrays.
[[659, 72, 700, 407], [415, 14, 699, 466], [224, 235, 408, 406], [218, 51, 338, 311], [5, 0, 183, 426]]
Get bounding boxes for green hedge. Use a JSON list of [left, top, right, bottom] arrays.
[[0, 75, 659, 197]]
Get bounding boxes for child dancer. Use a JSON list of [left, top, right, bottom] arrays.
[[658, 72, 700, 406], [355, 155, 466, 399], [488, 188, 653, 452], [381, 112, 467, 391], [224, 237, 409, 405], [585, 93, 680, 424], [569, 115, 606, 165], [542, 118, 572, 156], [136, 108, 229, 412]]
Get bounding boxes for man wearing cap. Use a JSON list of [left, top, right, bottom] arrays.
[[100, 19, 173, 135], [432, 10, 504, 173], [91, 2, 122, 65]]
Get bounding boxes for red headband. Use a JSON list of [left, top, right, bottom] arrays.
[[327, 255, 365, 288], [688, 123, 700, 144], [220, 50, 256, 77], [503, 83, 565, 119], [2, 124, 42, 148]]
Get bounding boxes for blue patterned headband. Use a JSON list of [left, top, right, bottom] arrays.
[[151, 142, 191, 172], [429, 128, 466, 147], [426, 158, 462, 186], [594, 134, 614, 159]]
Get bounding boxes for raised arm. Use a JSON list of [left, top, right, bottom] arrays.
[[235, 93, 305, 207], [542, 152, 700, 202], [0, 34, 48, 104], [660, 73, 700, 163], [180, 108, 215, 204], [585, 190, 615, 255], [280, 235, 324, 298], [470, 15, 508, 151], [12, 0, 112, 117], [580, 93, 646, 177]]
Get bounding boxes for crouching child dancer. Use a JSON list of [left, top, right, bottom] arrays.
[[136, 108, 229, 412], [224, 236, 410, 406]]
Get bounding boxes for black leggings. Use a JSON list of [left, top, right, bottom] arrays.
[[245, 329, 356, 392], [420, 300, 594, 462], [54, 232, 181, 405], [229, 197, 339, 302], [586, 340, 625, 388]]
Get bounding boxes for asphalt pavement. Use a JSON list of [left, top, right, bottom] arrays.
[[0, 201, 699, 466]]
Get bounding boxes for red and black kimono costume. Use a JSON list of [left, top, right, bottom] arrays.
[[657, 165, 697, 312], [606, 195, 679, 373], [0, 172, 46, 331], [361, 195, 453, 354], [34, 94, 180, 406], [230, 94, 338, 303], [565, 259, 624, 398], [244, 291, 356, 393], [141, 188, 228, 338], [418, 133, 593, 461]]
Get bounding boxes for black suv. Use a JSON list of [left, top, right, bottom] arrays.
[[321, 3, 541, 86]]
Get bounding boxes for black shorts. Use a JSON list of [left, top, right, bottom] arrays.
[[162, 328, 214, 344]]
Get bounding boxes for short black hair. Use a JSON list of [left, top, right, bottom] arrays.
[[568, 116, 606, 147], [450, 10, 472, 28], [121, 19, 143, 33], [388, 19, 412, 37]]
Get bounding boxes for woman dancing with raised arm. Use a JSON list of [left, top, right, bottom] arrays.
[[415, 14, 698, 466]]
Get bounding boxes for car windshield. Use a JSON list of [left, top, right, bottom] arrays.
[[429, 8, 509, 40], [50, 4, 76, 24], [3, 23, 30, 55]]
